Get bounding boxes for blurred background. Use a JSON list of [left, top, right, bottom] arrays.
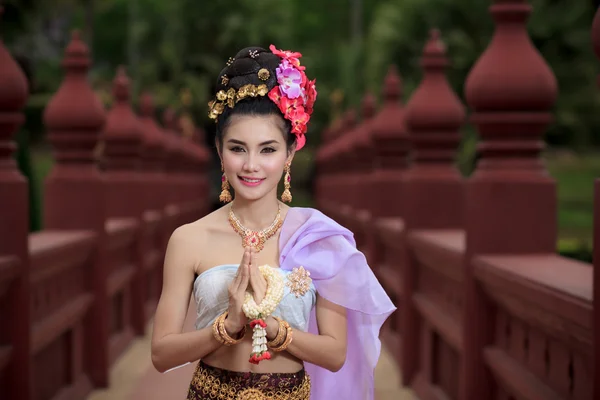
[[3, 0, 599, 262]]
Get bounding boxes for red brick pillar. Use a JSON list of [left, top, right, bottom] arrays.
[[351, 92, 377, 212], [43, 31, 109, 387], [0, 8, 31, 398], [101, 67, 146, 335], [177, 120, 195, 206], [462, 1, 558, 398], [402, 29, 466, 386], [162, 107, 183, 208], [333, 110, 357, 211], [315, 121, 334, 210], [371, 66, 409, 218], [331, 111, 355, 208], [369, 65, 408, 312], [318, 118, 342, 212], [193, 128, 210, 217], [139, 93, 167, 212], [348, 93, 377, 259]]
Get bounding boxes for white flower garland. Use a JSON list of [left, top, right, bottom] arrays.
[[242, 264, 284, 364]]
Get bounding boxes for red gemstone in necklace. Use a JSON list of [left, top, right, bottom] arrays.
[[228, 205, 283, 253]]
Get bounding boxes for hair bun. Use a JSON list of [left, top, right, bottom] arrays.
[[216, 47, 281, 91]]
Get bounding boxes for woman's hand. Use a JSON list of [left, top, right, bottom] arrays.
[[224, 248, 251, 335], [248, 248, 268, 304]]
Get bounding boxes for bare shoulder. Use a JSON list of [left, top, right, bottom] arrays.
[[166, 207, 232, 270], [171, 206, 228, 242]]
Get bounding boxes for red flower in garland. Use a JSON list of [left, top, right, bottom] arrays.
[[250, 319, 267, 329]]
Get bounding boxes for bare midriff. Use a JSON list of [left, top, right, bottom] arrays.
[[202, 332, 303, 373]]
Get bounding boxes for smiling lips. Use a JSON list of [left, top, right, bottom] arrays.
[[238, 176, 265, 187]]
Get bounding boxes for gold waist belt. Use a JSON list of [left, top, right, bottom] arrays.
[[187, 361, 311, 400]]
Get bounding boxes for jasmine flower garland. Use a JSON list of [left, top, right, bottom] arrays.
[[242, 265, 285, 364]]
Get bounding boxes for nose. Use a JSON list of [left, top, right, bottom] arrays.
[[243, 153, 260, 173]]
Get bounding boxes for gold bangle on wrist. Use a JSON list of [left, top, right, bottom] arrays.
[[213, 312, 246, 346], [212, 313, 226, 344], [267, 316, 288, 348], [270, 324, 293, 352]]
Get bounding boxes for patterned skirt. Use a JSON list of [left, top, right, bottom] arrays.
[[187, 361, 311, 400]]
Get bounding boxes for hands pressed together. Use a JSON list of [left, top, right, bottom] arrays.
[[224, 247, 269, 336]]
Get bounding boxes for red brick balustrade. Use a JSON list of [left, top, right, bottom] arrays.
[[371, 65, 408, 219], [162, 107, 182, 208], [325, 109, 356, 216], [0, 25, 211, 399], [42, 30, 110, 390], [344, 93, 377, 254], [102, 66, 147, 338], [402, 28, 466, 398], [319, 112, 346, 208], [139, 92, 168, 212], [462, 0, 573, 398], [313, 1, 596, 399], [0, 5, 31, 399], [370, 65, 408, 367]]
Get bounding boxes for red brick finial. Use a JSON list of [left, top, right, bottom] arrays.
[[383, 64, 402, 102], [162, 107, 178, 132], [371, 65, 408, 169], [44, 30, 105, 165], [405, 29, 464, 166], [343, 108, 357, 133], [138, 92, 164, 163], [464, 0, 557, 177], [353, 91, 377, 166], [102, 66, 142, 171], [0, 5, 29, 172], [361, 91, 376, 121]]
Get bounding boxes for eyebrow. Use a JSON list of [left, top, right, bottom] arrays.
[[227, 139, 279, 146]]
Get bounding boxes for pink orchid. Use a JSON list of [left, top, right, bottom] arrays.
[[276, 60, 303, 99], [267, 44, 318, 151]]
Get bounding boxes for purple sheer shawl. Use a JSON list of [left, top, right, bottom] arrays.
[[279, 207, 396, 400]]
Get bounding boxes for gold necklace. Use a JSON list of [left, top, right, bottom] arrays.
[[228, 205, 283, 252]]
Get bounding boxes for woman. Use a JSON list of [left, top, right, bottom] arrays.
[[151, 45, 396, 400]]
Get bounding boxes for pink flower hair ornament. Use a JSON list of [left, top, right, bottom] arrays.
[[268, 44, 317, 150]]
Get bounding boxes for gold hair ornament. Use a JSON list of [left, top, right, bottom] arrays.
[[258, 68, 270, 81], [208, 84, 269, 121]]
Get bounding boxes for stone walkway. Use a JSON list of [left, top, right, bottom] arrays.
[[88, 302, 414, 399]]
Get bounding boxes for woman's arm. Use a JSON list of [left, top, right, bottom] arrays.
[[151, 227, 225, 372], [265, 294, 348, 372]]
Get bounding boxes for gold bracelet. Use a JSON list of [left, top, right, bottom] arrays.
[[213, 312, 246, 346], [212, 313, 226, 344], [270, 325, 293, 352], [267, 316, 288, 348]]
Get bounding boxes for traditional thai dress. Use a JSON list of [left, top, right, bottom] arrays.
[[187, 207, 396, 400]]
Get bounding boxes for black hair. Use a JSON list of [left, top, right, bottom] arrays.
[[214, 46, 296, 152]]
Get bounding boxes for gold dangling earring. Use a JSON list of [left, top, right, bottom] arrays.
[[219, 162, 232, 203], [281, 162, 292, 203]]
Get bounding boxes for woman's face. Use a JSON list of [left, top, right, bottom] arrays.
[[220, 114, 293, 202]]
